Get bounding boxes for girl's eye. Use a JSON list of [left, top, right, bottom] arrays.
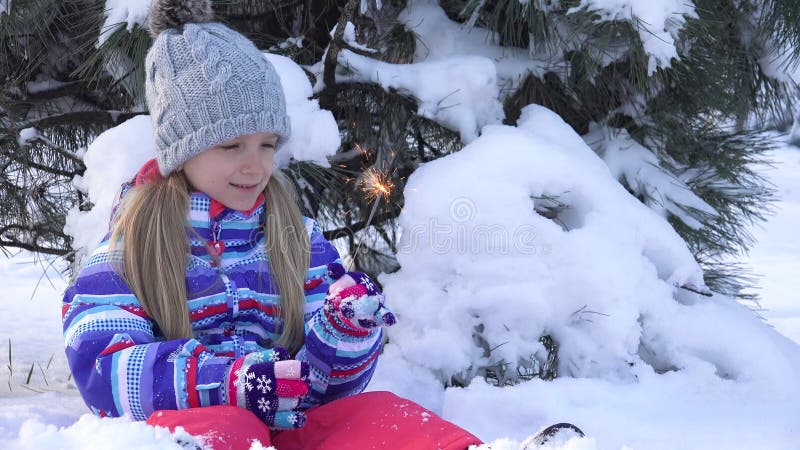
[[221, 144, 239, 150], [261, 143, 276, 149]]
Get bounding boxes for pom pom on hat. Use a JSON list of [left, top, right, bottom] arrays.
[[148, 0, 214, 38]]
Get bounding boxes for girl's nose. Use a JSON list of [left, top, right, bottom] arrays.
[[240, 148, 262, 174]]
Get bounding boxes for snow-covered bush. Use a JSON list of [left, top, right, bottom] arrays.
[[380, 105, 800, 390]]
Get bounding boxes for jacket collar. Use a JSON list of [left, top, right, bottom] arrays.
[[189, 191, 265, 225], [208, 194, 265, 221]]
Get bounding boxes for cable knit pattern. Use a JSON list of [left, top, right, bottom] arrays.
[[63, 191, 383, 420], [145, 21, 291, 175]]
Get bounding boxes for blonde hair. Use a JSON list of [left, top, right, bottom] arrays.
[[109, 170, 310, 354]]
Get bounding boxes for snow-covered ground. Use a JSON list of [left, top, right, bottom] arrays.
[[744, 145, 800, 344]]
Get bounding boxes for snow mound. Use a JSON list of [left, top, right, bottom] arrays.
[[14, 413, 188, 450], [266, 54, 340, 169], [380, 105, 800, 390]]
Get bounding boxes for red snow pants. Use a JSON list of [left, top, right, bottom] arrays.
[[146, 391, 483, 450]]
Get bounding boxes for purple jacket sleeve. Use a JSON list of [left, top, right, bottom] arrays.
[[62, 237, 233, 420], [296, 220, 383, 407]]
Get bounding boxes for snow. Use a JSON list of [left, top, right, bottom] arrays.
[[567, 0, 698, 75], [340, 22, 377, 53], [438, 369, 798, 449], [759, 45, 800, 84], [397, 0, 555, 95], [360, 0, 381, 15], [336, 49, 504, 143], [266, 54, 341, 169], [0, 253, 72, 391], [0, 0, 10, 17], [395, 0, 699, 90], [742, 143, 800, 344], [272, 36, 304, 51], [97, 0, 151, 47], [763, 44, 800, 143], [756, 11, 800, 86], [64, 115, 154, 269], [15, 412, 187, 449], [374, 106, 799, 395], [584, 123, 719, 230], [309, 11, 508, 143], [383, 0, 697, 142], [17, 128, 41, 147], [379, 105, 703, 379]]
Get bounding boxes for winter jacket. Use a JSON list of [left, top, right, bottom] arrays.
[[62, 183, 383, 420]]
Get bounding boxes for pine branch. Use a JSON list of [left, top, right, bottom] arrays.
[[28, 111, 142, 129], [0, 225, 70, 257], [0, 238, 69, 256], [1, 150, 80, 178], [320, 0, 360, 110], [323, 207, 401, 242]]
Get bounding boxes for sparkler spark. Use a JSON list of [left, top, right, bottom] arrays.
[[355, 143, 370, 159], [349, 167, 395, 270], [348, 142, 402, 270], [362, 168, 394, 201]]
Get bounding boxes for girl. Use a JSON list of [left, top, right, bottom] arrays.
[[62, 0, 485, 448]]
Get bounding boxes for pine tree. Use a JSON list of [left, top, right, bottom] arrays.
[[2, 0, 797, 299], [0, 0, 141, 260]]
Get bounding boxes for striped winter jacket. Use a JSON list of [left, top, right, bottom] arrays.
[[62, 191, 383, 420]]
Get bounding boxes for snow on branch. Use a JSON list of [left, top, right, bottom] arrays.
[[97, 0, 152, 47], [338, 21, 377, 53], [335, 49, 504, 143], [584, 124, 719, 230], [567, 0, 698, 74], [398, 0, 558, 95]]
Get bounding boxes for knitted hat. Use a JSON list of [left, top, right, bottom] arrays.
[[145, 0, 291, 176]]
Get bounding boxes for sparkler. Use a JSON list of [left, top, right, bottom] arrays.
[[349, 153, 397, 270]]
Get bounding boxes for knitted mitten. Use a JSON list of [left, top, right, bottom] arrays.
[[325, 262, 396, 330], [226, 347, 310, 429]]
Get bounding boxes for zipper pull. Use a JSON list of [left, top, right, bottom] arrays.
[[205, 220, 225, 266]]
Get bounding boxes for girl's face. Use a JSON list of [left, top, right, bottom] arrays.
[[181, 132, 278, 211]]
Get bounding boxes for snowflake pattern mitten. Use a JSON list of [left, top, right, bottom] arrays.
[[226, 348, 310, 429]]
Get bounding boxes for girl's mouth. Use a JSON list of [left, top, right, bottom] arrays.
[[231, 183, 259, 191]]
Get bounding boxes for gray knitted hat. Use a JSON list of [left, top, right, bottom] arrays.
[[145, 0, 291, 176]]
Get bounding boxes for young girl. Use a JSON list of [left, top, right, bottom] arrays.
[[61, 0, 486, 448]]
